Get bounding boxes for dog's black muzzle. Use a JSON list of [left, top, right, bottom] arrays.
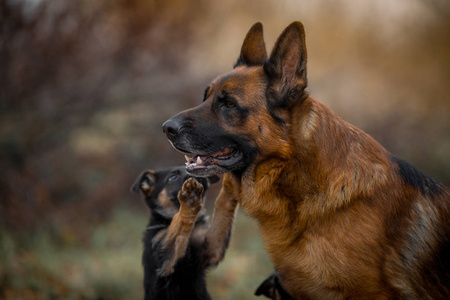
[[162, 113, 192, 142]]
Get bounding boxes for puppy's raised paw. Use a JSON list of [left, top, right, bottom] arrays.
[[178, 178, 204, 213]]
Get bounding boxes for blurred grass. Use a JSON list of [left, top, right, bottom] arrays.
[[0, 206, 272, 299], [0, 207, 145, 299]]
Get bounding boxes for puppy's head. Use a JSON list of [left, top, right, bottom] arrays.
[[131, 166, 220, 218]]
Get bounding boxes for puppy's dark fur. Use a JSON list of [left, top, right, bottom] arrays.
[[131, 166, 237, 300]]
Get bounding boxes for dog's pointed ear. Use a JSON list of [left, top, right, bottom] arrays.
[[131, 170, 156, 196], [234, 22, 267, 68], [264, 21, 307, 108]]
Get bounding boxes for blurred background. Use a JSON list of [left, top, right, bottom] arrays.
[[1, 0, 449, 299]]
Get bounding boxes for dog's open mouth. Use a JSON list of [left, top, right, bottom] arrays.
[[180, 147, 242, 176], [184, 147, 236, 169]]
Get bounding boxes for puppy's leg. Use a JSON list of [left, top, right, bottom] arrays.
[[157, 178, 204, 276], [203, 173, 239, 267]]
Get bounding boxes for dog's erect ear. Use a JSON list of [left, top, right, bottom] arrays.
[[264, 21, 307, 108], [234, 22, 267, 68], [130, 170, 156, 195], [207, 175, 220, 185]]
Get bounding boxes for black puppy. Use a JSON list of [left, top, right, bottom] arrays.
[[131, 166, 238, 300]]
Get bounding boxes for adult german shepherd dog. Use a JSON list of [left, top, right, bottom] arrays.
[[162, 22, 450, 299]]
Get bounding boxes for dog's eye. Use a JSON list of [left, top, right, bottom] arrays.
[[225, 101, 235, 108], [168, 175, 178, 181]]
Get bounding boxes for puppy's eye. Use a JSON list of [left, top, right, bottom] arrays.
[[168, 175, 178, 182], [225, 101, 235, 108]]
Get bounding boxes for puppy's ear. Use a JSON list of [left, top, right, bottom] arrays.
[[131, 170, 156, 196], [207, 175, 220, 185], [234, 22, 267, 68], [264, 21, 307, 109]]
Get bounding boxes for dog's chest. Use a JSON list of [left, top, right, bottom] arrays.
[[237, 179, 387, 298], [266, 222, 387, 299]]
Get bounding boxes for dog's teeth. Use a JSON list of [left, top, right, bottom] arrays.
[[185, 155, 190, 162], [196, 157, 202, 164]]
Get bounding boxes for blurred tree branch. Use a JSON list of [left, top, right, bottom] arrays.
[[0, 0, 207, 235]]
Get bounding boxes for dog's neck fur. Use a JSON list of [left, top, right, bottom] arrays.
[[230, 96, 393, 231], [291, 96, 393, 210]]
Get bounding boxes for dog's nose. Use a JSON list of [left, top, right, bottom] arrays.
[[162, 118, 183, 137]]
